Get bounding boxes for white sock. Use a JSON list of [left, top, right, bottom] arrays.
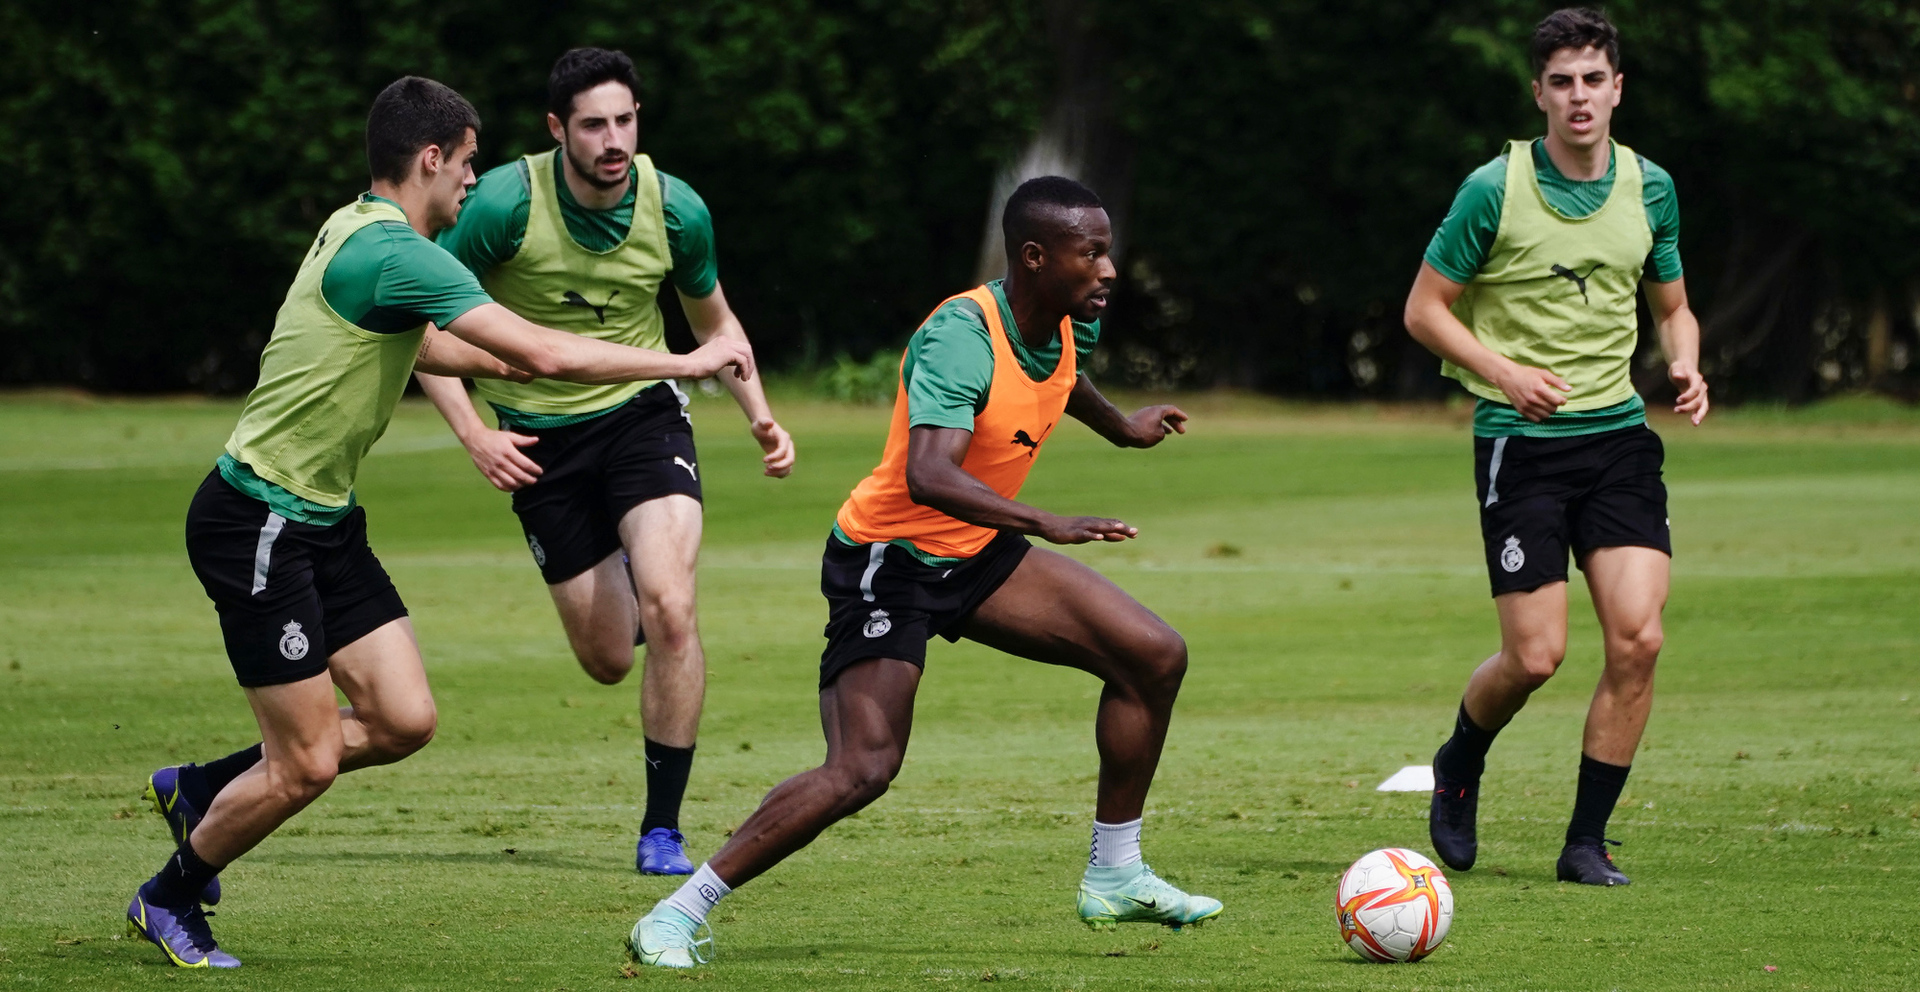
[[1089, 818, 1143, 868], [662, 863, 732, 925]]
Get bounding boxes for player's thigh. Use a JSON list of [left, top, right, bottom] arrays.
[[327, 617, 436, 742], [548, 550, 639, 645], [241, 669, 347, 784], [617, 493, 703, 618], [1493, 581, 1570, 672], [1581, 546, 1669, 653], [819, 658, 923, 774], [956, 548, 1183, 684]]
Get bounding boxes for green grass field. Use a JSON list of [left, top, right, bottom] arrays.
[[3, 388, 1917, 990]]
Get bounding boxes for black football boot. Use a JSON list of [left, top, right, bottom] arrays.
[[1428, 746, 1479, 872], [1556, 838, 1631, 886]]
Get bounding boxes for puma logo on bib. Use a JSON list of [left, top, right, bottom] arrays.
[[1549, 263, 1605, 304], [561, 289, 620, 323]]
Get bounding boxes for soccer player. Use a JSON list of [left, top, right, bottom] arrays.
[[1403, 8, 1710, 887], [625, 176, 1222, 969], [414, 48, 793, 876], [128, 77, 755, 969]]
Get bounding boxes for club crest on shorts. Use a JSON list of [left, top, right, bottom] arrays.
[[1500, 535, 1526, 573], [527, 534, 547, 568], [862, 609, 892, 639], [278, 620, 310, 661]]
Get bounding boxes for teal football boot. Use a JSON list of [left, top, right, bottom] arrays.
[[628, 903, 712, 969], [1077, 863, 1223, 931]]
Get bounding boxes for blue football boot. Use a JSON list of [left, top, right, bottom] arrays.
[[636, 828, 695, 875], [127, 888, 241, 968], [143, 766, 221, 905]]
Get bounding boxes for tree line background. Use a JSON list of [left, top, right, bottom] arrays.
[[2, 0, 1916, 403]]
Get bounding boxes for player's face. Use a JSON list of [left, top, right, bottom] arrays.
[[1532, 46, 1621, 151], [1040, 207, 1116, 324], [554, 81, 640, 191], [424, 129, 480, 233]]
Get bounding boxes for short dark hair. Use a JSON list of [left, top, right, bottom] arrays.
[[1002, 176, 1104, 253], [1529, 7, 1620, 77], [549, 48, 641, 124], [365, 76, 480, 184]]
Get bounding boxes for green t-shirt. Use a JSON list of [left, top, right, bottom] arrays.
[[903, 279, 1100, 430], [320, 194, 494, 332], [1425, 141, 1679, 439], [225, 193, 492, 525], [437, 149, 719, 299]]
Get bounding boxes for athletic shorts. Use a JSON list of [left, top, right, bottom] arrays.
[[184, 470, 409, 687], [818, 529, 1032, 689], [1474, 424, 1671, 597], [510, 383, 702, 585]]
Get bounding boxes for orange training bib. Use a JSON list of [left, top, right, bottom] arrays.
[[836, 286, 1077, 559]]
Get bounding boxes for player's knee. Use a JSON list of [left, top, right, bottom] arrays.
[[1608, 625, 1663, 678], [1507, 642, 1565, 687], [638, 593, 698, 654], [268, 751, 338, 804], [1136, 628, 1189, 695], [833, 751, 902, 806], [574, 640, 635, 685], [371, 707, 438, 758]]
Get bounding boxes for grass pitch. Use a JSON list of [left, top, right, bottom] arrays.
[[2, 388, 1917, 991]]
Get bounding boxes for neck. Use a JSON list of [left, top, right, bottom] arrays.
[[1541, 130, 1610, 182], [367, 179, 436, 238], [560, 151, 630, 210], [1001, 274, 1062, 348]]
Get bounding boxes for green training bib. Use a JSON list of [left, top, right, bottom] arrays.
[[224, 199, 426, 507], [1444, 139, 1652, 412], [475, 151, 674, 416]]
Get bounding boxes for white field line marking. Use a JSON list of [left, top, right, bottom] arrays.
[[1376, 765, 1435, 792]]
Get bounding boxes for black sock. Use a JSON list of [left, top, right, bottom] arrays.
[[640, 738, 695, 834], [176, 744, 263, 811], [1566, 754, 1632, 846], [1434, 702, 1501, 783], [142, 841, 222, 907]]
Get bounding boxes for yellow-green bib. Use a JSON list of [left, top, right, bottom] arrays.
[[1444, 139, 1652, 412], [474, 151, 673, 415], [224, 199, 425, 507]]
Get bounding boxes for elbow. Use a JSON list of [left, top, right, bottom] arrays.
[[519, 343, 568, 380], [904, 465, 939, 508]]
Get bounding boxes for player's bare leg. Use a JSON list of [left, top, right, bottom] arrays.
[[546, 494, 707, 872], [1431, 583, 1567, 870], [1555, 546, 1668, 885]]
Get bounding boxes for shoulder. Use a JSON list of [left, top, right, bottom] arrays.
[[1635, 154, 1677, 197], [913, 295, 990, 344], [1454, 152, 1509, 202], [458, 161, 531, 224], [657, 169, 711, 223]]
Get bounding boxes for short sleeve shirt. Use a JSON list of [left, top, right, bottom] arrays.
[[902, 280, 1100, 431], [318, 194, 494, 332]]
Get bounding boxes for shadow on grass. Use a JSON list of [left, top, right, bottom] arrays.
[[250, 848, 611, 873]]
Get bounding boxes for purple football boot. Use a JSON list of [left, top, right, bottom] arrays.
[[143, 766, 222, 905], [127, 887, 241, 968], [636, 828, 695, 875]]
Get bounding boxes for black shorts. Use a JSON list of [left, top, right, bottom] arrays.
[[818, 529, 1032, 689], [184, 471, 409, 687], [1475, 424, 1671, 596], [509, 383, 702, 584]]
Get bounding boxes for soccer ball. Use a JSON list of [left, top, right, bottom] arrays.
[[1335, 847, 1453, 962]]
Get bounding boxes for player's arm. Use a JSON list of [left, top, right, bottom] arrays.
[[1064, 373, 1187, 448], [1403, 263, 1570, 422], [443, 302, 754, 385], [413, 371, 543, 492], [412, 325, 531, 381], [1644, 276, 1709, 425], [903, 426, 1136, 545], [680, 282, 794, 478]]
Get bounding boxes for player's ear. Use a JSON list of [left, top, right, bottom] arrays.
[[417, 142, 444, 182], [1021, 239, 1046, 274], [547, 112, 566, 144]]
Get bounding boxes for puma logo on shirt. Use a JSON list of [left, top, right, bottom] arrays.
[[561, 289, 620, 323], [1550, 263, 1605, 304], [1011, 430, 1040, 449]]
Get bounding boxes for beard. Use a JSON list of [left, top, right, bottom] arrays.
[[566, 145, 631, 191]]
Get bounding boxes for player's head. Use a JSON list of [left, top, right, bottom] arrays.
[[1529, 8, 1622, 152], [1002, 176, 1114, 323], [547, 47, 642, 190], [366, 76, 482, 231]]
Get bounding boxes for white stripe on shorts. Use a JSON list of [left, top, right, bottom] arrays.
[[1484, 436, 1509, 508], [251, 512, 287, 595], [859, 543, 886, 603]]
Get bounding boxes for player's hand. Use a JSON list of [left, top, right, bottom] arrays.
[[463, 429, 543, 492], [1669, 360, 1709, 425], [1493, 362, 1571, 422], [1121, 405, 1188, 448], [1036, 514, 1138, 545], [752, 418, 795, 477], [685, 336, 755, 382]]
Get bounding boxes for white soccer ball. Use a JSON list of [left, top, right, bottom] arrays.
[[1335, 847, 1453, 962]]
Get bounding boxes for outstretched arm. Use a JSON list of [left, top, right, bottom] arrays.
[[1404, 262, 1570, 422], [903, 426, 1136, 544], [1644, 276, 1709, 425], [681, 283, 794, 477], [1064, 373, 1187, 448], [414, 372, 543, 492], [443, 302, 755, 386], [413, 325, 530, 380]]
